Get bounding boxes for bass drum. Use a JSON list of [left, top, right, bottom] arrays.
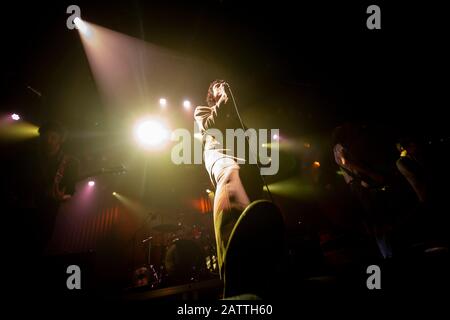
[[164, 239, 205, 284]]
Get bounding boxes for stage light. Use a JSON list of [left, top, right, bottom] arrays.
[[11, 114, 20, 121], [206, 189, 214, 200], [183, 100, 191, 110], [134, 119, 170, 148], [0, 121, 39, 140], [264, 177, 316, 199], [159, 98, 167, 107], [88, 181, 95, 187], [74, 17, 91, 37], [273, 134, 279, 140], [112, 192, 146, 213]]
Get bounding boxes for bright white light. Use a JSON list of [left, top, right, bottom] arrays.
[[134, 119, 169, 147], [159, 98, 167, 107], [88, 181, 95, 187], [273, 134, 279, 140], [74, 17, 92, 38], [183, 100, 191, 110], [11, 113, 20, 121]]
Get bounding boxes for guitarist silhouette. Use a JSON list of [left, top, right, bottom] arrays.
[[28, 122, 126, 255], [31, 121, 80, 255]]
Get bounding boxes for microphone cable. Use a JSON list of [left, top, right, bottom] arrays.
[[225, 83, 274, 203]]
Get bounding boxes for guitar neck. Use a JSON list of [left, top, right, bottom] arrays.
[[77, 166, 126, 182]]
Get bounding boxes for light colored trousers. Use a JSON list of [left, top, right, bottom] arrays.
[[204, 135, 250, 275]]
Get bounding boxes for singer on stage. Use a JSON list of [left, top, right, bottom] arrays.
[[194, 80, 284, 298]]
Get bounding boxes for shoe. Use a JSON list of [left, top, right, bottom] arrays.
[[222, 200, 285, 298]]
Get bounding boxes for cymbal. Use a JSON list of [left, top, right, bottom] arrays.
[[152, 223, 181, 233]]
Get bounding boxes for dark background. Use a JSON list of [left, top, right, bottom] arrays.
[[3, 1, 448, 133]]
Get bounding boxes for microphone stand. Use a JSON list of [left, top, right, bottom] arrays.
[[142, 236, 153, 267], [128, 211, 157, 274], [225, 83, 274, 202]]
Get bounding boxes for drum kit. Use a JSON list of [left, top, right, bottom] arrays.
[[131, 219, 219, 289]]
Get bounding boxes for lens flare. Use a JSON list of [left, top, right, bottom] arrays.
[[134, 118, 170, 148]]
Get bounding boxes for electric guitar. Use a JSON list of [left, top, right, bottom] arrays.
[[51, 163, 127, 202]]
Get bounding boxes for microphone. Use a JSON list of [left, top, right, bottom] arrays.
[[142, 236, 153, 243]]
